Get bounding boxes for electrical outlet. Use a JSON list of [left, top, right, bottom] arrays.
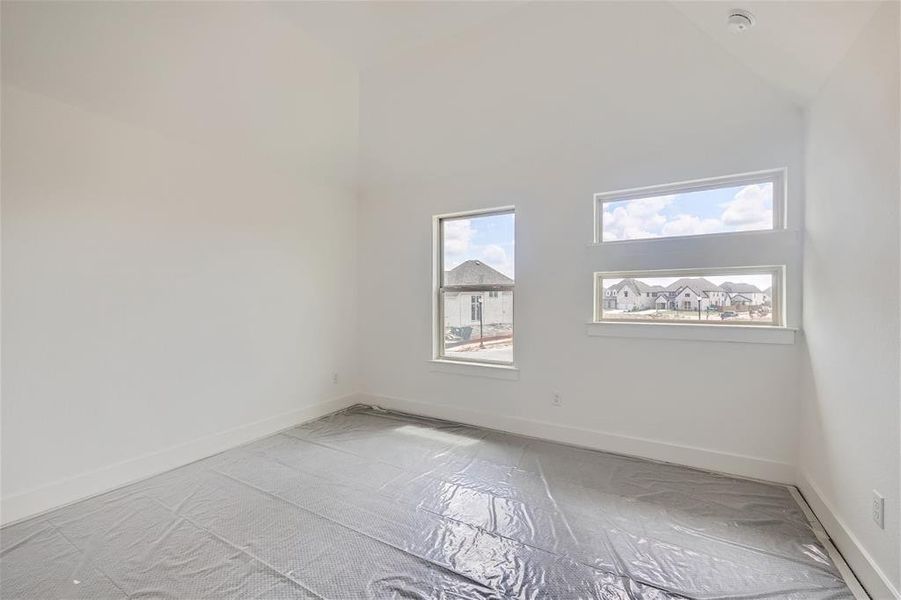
[[552, 392, 562, 407], [872, 490, 885, 529], [332, 373, 339, 385]]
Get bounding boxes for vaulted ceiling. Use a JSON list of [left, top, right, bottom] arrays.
[[268, 1, 526, 69], [671, 1, 882, 105], [271, 0, 883, 106]]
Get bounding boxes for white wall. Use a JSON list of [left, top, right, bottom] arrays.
[[357, 2, 805, 483], [1, 2, 359, 523], [5, 5, 896, 594], [800, 3, 900, 596]]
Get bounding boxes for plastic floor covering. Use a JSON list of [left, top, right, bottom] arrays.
[[1, 405, 854, 599]]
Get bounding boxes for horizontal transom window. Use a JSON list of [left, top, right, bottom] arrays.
[[595, 267, 783, 326], [595, 170, 785, 243]]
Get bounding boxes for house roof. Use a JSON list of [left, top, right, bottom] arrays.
[[636, 281, 667, 293], [444, 260, 513, 285], [719, 281, 762, 293], [606, 277, 769, 299], [606, 278, 666, 294], [665, 278, 723, 296]]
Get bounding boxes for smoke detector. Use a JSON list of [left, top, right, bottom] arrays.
[[727, 9, 756, 33]]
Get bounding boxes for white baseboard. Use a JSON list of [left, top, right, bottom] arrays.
[[797, 473, 900, 600], [789, 487, 870, 599], [359, 393, 795, 485], [0, 394, 359, 527]]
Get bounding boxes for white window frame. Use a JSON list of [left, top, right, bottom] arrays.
[[594, 168, 786, 244], [433, 207, 515, 367], [588, 169, 798, 344], [594, 266, 784, 327]]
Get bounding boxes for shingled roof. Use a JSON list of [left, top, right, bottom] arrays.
[[719, 281, 762, 293], [665, 278, 723, 295], [606, 278, 666, 293], [444, 260, 513, 285]]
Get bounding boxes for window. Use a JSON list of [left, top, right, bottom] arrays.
[[592, 170, 793, 333], [470, 295, 481, 321], [596, 268, 781, 325], [436, 208, 514, 365], [596, 170, 784, 243]]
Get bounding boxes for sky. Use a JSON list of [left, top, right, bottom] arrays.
[[602, 183, 773, 241], [443, 213, 515, 278], [443, 184, 771, 282], [603, 274, 772, 291]]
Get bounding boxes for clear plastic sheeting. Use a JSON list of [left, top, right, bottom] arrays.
[[1, 406, 853, 599]]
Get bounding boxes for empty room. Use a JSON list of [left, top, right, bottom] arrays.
[[1, 1, 899, 598]]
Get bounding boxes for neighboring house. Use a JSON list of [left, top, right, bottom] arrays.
[[763, 286, 772, 305], [603, 279, 666, 310], [719, 282, 768, 306], [665, 278, 726, 310], [603, 277, 768, 312], [670, 286, 710, 311], [443, 260, 513, 328]]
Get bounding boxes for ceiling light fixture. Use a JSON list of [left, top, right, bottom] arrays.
[[727, 9, 756, 33]]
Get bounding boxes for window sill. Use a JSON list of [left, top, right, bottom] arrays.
[[428, 359, 520, 380], [586, 322, 797, 344], [585, 228, 801, 247]]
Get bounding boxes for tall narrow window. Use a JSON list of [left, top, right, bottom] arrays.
[[436, 208, 514, 365]]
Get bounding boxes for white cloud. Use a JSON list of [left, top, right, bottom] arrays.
[[720, 184, 773, 230], [443, 219, 474, 255], [443, 222, 515, 277], [479, 244, 514, 278], [661, 214, 723, 237], [603, 184, 773, 241], [603, 195, 675, 241], [481, 244, 507, 265]]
